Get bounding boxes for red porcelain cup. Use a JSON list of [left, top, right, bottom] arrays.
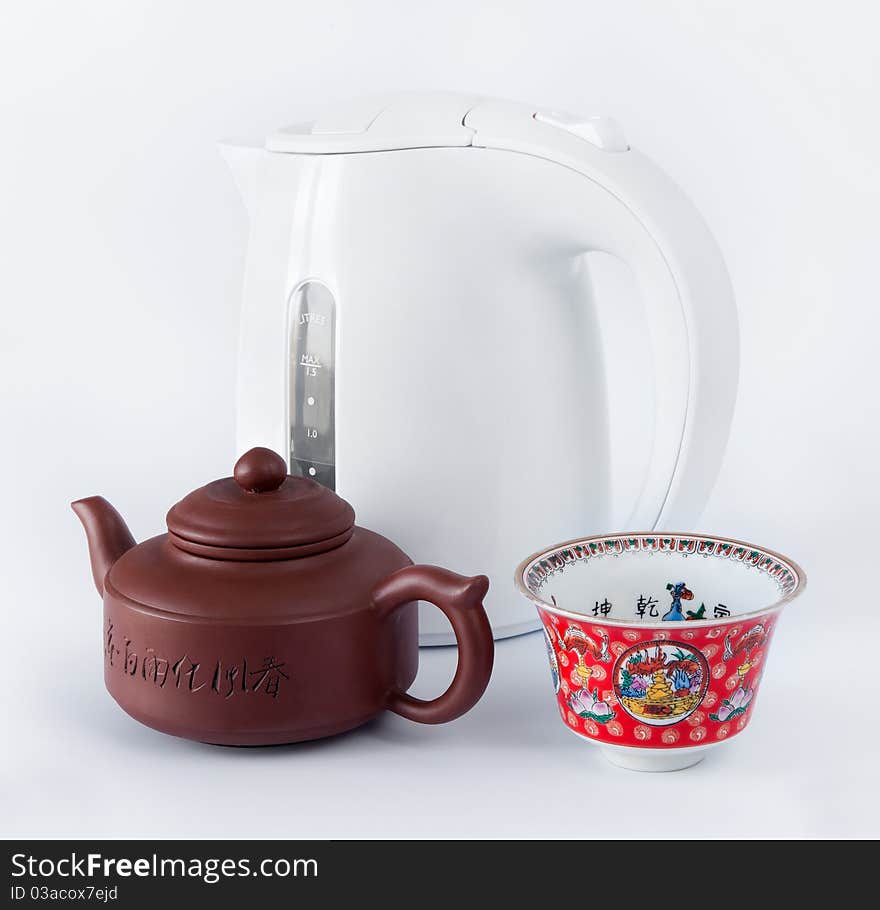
[[515, 533, 805, 771]]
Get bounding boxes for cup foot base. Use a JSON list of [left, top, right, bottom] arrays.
[[600, 746, 707, 772]]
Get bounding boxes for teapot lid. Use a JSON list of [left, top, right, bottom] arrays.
[[166, 448, 355, 560]]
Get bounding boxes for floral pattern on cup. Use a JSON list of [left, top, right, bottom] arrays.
[[540, 609, 776, 750]]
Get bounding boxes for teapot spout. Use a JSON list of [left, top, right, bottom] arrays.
[[71, 497, 136, 597]]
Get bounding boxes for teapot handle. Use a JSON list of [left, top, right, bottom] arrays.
[[371, 566, 493, 724]]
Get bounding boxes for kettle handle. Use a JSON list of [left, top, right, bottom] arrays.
[[371, 566, 494, 724], [466, 100, 739, 529]]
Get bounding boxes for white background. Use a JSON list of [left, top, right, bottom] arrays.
[[2, 0, 878, 838]]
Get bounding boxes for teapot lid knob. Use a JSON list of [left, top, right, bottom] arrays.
[[233, 447, 288, 493]]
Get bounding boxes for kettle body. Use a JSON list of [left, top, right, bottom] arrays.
[[223, 93, 739, 644]]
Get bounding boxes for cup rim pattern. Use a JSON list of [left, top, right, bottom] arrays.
[[515, 531, 805, 630]]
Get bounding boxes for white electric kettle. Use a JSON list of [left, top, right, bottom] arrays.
[[221, 92, 738, 645]]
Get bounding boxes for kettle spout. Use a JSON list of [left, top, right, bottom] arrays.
[[218, 141, 265, 218], [71, 497, 137, 597]]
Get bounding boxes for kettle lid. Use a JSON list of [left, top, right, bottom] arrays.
[[166, 448, 355, 560], [266, 92, 479, 154]]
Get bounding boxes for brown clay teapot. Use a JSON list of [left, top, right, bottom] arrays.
[[72, 447, 493, 745]]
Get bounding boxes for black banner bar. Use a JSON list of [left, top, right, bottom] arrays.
[[2, 839, 854, 906]]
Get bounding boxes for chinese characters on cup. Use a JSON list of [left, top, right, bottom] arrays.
[[590, 598, 731, 620]]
